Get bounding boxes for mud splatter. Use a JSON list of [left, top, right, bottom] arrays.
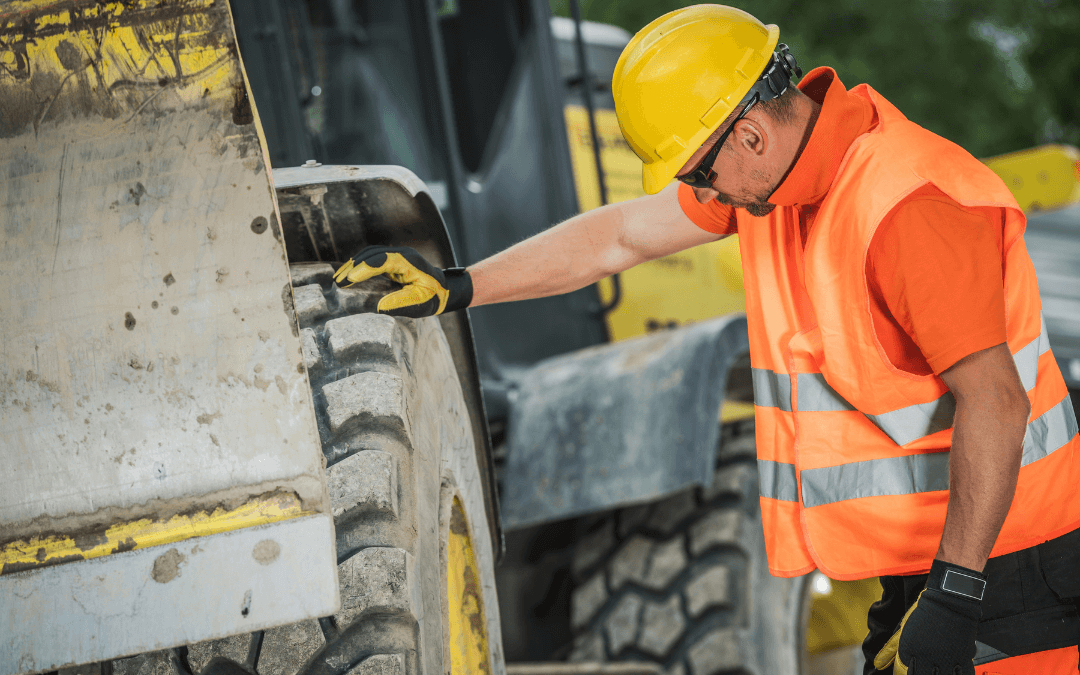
[[232, 81, 253, 125], [150, 548, 185, 583], [112, 537, 137, 554], [252, 539, 280, 565], [128, 182, 146, 206], [73, 530, 108, 552]]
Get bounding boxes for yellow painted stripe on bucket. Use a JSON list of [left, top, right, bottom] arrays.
[[0, 492, 310, 576]]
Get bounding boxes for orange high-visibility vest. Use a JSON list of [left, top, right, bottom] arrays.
[[742, 85, 1080, 580]]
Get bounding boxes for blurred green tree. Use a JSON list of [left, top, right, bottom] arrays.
[[551, 0, 1079, 157]]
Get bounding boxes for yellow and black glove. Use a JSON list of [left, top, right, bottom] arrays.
[[333, 245, 473, 318], [874, 560, 985, 675]]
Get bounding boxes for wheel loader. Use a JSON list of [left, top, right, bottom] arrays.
[[3, 2, 1079, 675]]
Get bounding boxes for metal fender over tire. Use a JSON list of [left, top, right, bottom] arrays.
[[106, 264, 504, 675], [566, 421, 807, 675]]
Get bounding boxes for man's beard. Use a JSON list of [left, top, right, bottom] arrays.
[[713, 190, 776, 217]]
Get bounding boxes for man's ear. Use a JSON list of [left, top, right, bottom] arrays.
[[733, 117, 769, 157]]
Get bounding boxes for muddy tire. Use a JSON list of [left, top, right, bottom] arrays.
[[566, 421, 807, 675], [107, 263, 503, 675]]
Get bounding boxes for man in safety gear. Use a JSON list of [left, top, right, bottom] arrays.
[[335, 5, 1080, 674]]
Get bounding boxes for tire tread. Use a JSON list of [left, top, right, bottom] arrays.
[[569, 421, 804, 675], [146, 265, 435, 675]]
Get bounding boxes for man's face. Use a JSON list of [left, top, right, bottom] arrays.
[[676, 118, 777, 217]]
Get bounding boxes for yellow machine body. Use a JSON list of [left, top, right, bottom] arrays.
[[983, 144, 1080, 213]]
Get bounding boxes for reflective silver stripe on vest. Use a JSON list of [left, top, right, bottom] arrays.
[[1013, 314, 1051, 392], [858, 316, 1050, 445], [751, 312, 1052, 445], [801, 393, 1078, 507], [801, 452, 952, 508], [796, 373, 856, 412], [864, 393, 957, 447], [754, 367, 956, 444], [1022, 395, 1079, 466], [758, 459, 798, 502], [752, 368, 792, 411]]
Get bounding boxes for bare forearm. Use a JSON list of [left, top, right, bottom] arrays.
[[466, 184, 721, 308], [937, 351, 1029, 571], [467, 203, 636, 307]]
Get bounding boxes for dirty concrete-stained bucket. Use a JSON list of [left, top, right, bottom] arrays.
[[0, 2, 337, 673]]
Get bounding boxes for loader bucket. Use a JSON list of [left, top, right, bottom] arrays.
[[0, 2, 337, 672]]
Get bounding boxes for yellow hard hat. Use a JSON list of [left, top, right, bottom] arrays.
[[613, 5, 781, 194]]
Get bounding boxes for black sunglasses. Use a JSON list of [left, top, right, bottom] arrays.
[[676, 92, 760, 189]]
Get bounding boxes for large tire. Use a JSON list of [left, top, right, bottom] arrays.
[[100, 263, 504, 675], [566, 420, 807, 675]]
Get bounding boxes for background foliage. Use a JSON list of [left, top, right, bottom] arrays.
[[550, 0, 1080, 158]]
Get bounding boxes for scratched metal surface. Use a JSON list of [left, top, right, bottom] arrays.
[[0, 0, 328, 539], [1, 514, 339, 675]]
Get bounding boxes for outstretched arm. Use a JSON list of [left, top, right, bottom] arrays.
[[334, 183, 724, 316], [469, 182, 725, 307]]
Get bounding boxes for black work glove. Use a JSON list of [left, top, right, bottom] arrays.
[[333, 245, 473, 318], [874, 560, 985, 675]]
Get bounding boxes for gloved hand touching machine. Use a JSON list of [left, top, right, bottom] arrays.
[[875, 560, 986, 675], [334, 245, 473, 318]]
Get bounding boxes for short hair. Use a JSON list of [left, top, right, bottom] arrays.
[[758, 83, 802, 124], [708, 84, 803, 143]]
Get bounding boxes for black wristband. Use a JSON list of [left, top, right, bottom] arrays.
[[928, 559, 986, 602], [442, 267, 473, 313]]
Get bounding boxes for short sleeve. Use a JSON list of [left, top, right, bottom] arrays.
[[867, 187, 1008, 375], [677, 182, 738, 235]]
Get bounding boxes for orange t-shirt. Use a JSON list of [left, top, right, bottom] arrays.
[[677, 68, 1008, 376]]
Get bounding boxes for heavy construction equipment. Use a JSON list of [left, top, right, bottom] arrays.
[[4, 1, 1079, 675], [1, 3, 501, 675]]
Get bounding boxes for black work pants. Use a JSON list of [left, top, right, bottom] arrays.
[[862, 527, 1080, 675]]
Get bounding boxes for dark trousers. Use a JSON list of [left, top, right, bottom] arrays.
[[862, 527, 1080, 675]]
